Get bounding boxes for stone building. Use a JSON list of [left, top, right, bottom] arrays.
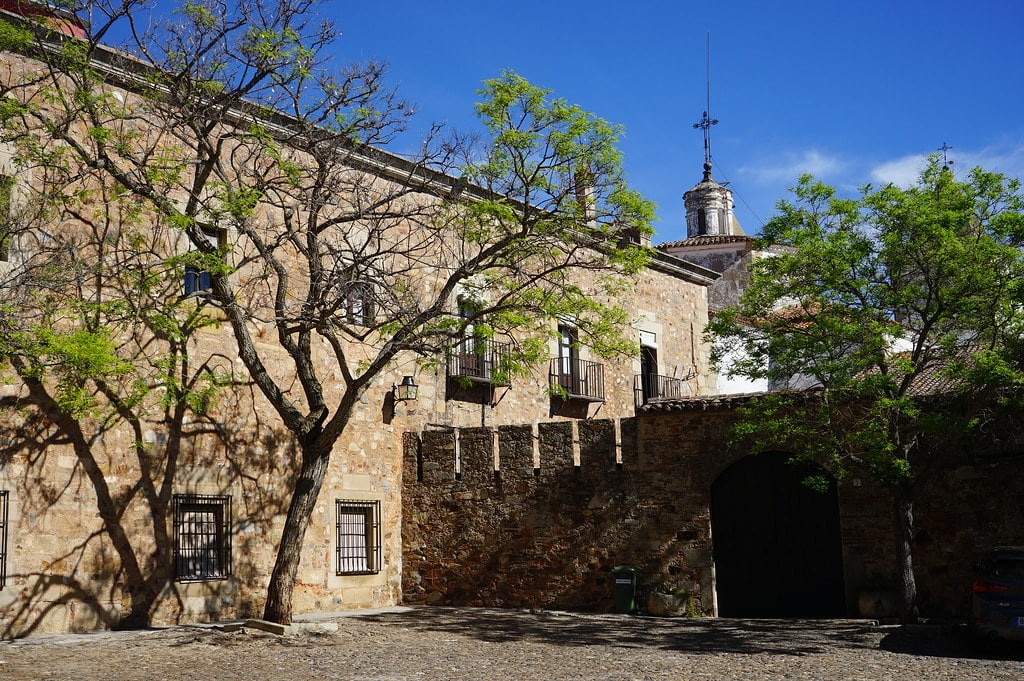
[[0, 7, 719, 636], [400, 120, 1024, 623], [2, 5, 1018, 640]]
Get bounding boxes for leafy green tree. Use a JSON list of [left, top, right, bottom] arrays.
[[0, 1, 651, 626], [706, 159, 1024, 622]]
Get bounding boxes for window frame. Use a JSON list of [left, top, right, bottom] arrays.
[[172, 493, 232, 583], [335, 499, 382, 576], [342, 278, 375, 327], [183, 225, 226, 297], [453, 295, 483, 377], [0, 174, 15, 263], [639, 343, 658, 402], [556, 322, 579, 392], [557, 323, 578, 373]]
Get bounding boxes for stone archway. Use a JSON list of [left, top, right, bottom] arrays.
[[710, 451, 846, 618]]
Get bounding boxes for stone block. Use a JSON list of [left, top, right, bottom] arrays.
[[244, 618, 290, 635]]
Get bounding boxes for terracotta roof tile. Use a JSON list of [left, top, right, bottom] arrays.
[[657, 235, 756, 250], [637, 391, 769, 413]]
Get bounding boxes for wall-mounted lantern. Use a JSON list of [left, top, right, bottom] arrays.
[[393, 375, 418, 402]]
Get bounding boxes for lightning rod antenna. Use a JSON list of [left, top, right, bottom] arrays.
[[693, 32, 719, 181]]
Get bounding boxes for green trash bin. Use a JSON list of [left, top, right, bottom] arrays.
[[612, 565, 639, 614]]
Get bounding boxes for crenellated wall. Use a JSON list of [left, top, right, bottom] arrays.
[[402, 409, 1024, 619]]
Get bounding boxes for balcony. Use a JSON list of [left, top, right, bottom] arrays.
[[448, 338, 512, 386], [549, 357, 605, 402], [634, 373, 690, 407]]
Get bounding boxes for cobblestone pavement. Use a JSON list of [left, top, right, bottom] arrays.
[[2, 607, 1023, 680]]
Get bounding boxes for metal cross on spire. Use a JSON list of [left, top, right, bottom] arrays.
[[693, 110, 718, 181], [937, 142, 954, 170], [693, 33, 718, 181]]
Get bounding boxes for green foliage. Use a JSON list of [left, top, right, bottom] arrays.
[[0, 18, 32, 53], [416, 73, 654, 390], [30, 327, 130, 416], [178, 1, 219, 29], [471, 70, 655, 248], [708, 158, 1024, 485], [208, 184, 263, 222], [429, 71, 656, 384], [244, 26, 313, 80]]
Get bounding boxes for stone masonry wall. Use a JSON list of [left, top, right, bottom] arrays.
[[0, 34, 714, 636], [0, 328, 409, 636], [402, 409, 1024, 619]]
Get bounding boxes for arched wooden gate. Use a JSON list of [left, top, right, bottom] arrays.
[[710, 451, 846, 618]]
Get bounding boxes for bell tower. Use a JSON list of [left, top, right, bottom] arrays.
[[682, 35, 740, 238], [683, 164, 739, 238]]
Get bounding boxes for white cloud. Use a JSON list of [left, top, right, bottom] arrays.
[[870, 138, 1024, 187], [951, 139, 1024, 180], [738, 149, 845, 184], [870, 154, 928, 187]]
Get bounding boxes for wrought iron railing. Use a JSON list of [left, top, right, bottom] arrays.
[[634, 373, 689, 406], [448, 338, 512, 385], [549, 357, 605, 401]]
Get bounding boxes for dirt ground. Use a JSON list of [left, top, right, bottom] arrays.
[[1, 607, 1023, 680]]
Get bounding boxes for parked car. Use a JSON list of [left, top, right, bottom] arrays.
[[971, 546, 1024, 645]]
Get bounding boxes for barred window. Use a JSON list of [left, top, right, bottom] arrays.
[[342, 280, 375, 327], [335, 499, 381, 575], [0, 490, 8, 589], [172, 494, 232, 582]]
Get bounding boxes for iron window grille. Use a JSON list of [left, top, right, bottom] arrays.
[[335, 499, 382, 576], [0, 490, 8, 589], [172, 494, 232, 582], [342, 279, 375, 327]]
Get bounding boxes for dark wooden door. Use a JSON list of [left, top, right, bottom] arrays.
[[710, 451, 846, 618], [639, 345, 657, 401]]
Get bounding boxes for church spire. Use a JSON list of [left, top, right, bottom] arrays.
[[692, 32, 718, 182], [683, 32, 740, 239]]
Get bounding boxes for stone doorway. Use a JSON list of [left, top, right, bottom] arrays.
[[710, 451, 846, 618]]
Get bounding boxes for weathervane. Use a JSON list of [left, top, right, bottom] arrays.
[[938, 142, 954, 170], [693, 32, 718, 181]]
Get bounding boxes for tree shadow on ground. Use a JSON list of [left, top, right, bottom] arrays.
[[879, 624, 1024, 661], [346, 608, 883, 657]]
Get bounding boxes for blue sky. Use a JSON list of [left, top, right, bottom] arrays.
[[320, 0, 1024, 244]]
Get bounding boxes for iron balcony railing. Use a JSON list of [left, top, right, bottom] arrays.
[[634, 373, 689, 407], [549, 357, 605, 402], [448, 338, 512, 385]]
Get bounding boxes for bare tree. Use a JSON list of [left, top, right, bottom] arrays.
[[0, 0, 653, 624]]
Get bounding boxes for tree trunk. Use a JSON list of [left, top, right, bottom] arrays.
[[263, 445, 331, 624], [893, 483, 920, 624]]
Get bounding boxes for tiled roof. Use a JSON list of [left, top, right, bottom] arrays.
[[657, 235, 756, 250], [889, 356, 961, 397], [639, 361, 963, 414], [637, 391, 770, 413]]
